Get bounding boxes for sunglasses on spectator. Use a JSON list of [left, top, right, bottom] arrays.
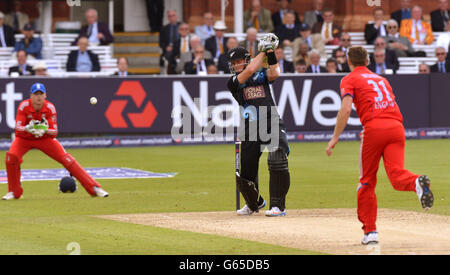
[[387, 26, 397, 29], [341, 39, 350, 41], [436, 52, 446, 56]]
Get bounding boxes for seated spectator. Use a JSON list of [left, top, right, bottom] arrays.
[[244, 0, 274, 33], [430, 46, 449, 73], [114, 57, 132, 76], [400, 5, 434, 45], [293, 41, 311, 67], [159, 10, 180, 74], [391, 0, 412, 27], [33, 61, 48, 76], [74, 9, 114, 46], [0, 12, 15, 47], [275, 11, 300, 47], [275, 46, 294, 73], [303, 0, 324, 28], [184, 45, 215, 75], [332, 32, 352, 56], [218, 37, 238, 74], [383, 19, 415, 57], [4, 0, 29, 33], [325, 58, 338, 73], [365, 8, 387, 45], [292, 23, 326, 58], [272, 0, 301, 31], [66, 37, 101, 72], [311, 8, 342, 45], [306, 49, 327, 73], [436, 18, 450, 49], [294, 59, 308, 73], [194, 12, 215, 44], [371, 37, 399, 72], [239, 27, 258, 58], [14, 23, 42, 59], [207, 64, 218, 74], [167, 22, 191, 71], [431, 0, 449, 32], [418, 63, 431, 74], [205, 21, 228, 61], [8, 50, 33, 76], [367, 48, 397, 74], [176, 35, 213, 74], [333, 48, 350, 73]]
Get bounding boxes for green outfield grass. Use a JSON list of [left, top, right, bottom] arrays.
[[0, 139, 449, 255]]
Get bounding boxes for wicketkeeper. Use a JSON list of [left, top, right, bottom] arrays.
[[227, 34, 291, 217], [2, 83, 109, 200]]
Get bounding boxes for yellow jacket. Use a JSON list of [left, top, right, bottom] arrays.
[[400, 19, 434, 45]]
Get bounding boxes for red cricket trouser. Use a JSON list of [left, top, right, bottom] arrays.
[[6, 136, 100, 198], [357, 118, 418, 234]]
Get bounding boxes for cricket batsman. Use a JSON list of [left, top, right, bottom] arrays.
[[2, 83, 109, 200], [326, 46, 434, 245], [227, 34, 290, 217]]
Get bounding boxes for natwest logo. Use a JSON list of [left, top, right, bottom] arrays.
[[105, 81, 158, 128]]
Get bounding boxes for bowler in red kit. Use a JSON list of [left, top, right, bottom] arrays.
[[3, 83, 109, 200], [326, 47, 434, 245]]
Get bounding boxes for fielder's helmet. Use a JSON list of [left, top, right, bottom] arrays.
[[59, 176, 77, 193], [228, 47, 251, 74]]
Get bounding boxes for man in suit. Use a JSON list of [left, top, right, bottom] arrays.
[[332, 32, 352, 57], [372, 37, 399, 72], [218, 37, 238, 74], [159, 10, 180, 74], [293, 41, 311, 67], [114, 57, 132, 76], [418, 63, 431, 74], [272, 0, 301, 31], [303, 0, 324, 28], [14, 23, 42, 59], [294, 59, 308, 74], [275, 11, 300, 47], [365, 8, 388, 45], [243, 0, 274, 33], [431, 0, 449, 32], [0, 12, 15, 47], [400, 5, 434, 45], [167, 22, 191, 72], [184, 45, 215, 75], [8, 49, 33, 76], [437, 18, 450, 49], [205, 21, 228, 61], [333, 48, 350, 73], [74, 9, 113, 46], [194, 12, 215, 44], [176, 35, 213, 74], [275, 46, 294, 73], [145, 0, 164, 33], [391, 0, 412, 27], [383, 19, 415, 57], [306, 49, 327, 73], [325, 58, 338, 73], [66, 37, 101, 72], [430, 47, 450, 73], [292, 23, 326, 58], [368, 48, 397, 74], [312, 8, 342, 45], [4, 0, 29, 33], [239, 27, 258, 58]]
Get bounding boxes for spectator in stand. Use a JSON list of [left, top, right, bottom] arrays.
[[367, 48, 397, 74], [218, 37, 238, 74], [272, 0, 301, 31], [66, 37, 101, 72], [303, 0, 324, 28], [4, 0, 29, 33], [205, 21, 228, 61], [332, 32, 351, 57], [194, 12, 215, 44], [436, 19, 450, 49], [243, 0, 274, 33], [333, 48, 350, 73], [239, 27, 258, 58], [325, 58, 338, 73], [383, 19, 415, 57], [170, 22, 191, 67], [33, 61, 48, 76], [400, 5, 434, 45], [430, 46, 450, 73], [275, 11, 301, 47], [418, 63, 431, 74], [275, 46, 294, 73], [14, 23, 42, 59], [74, 9, 114, 46], [0, 12, 15, 47], [207, 64, 218, 74], [145, 0, 164, 33], [365, 8, 388, 45], [371, 37, 400, 72], [293, 41, 311, 67], [311, 8, 342, 45], [8, 50, 33, 76], [176, 35, 212, 74], [294, 59, 308, 74], [391, 0, 412, 27], [159, 10, 180, 73], [184, 45, 215, 75], [431, 0, 449, 32], [114, 57, 132, 76], [306, 49, 327, 73], [292, 23, 326, 58]]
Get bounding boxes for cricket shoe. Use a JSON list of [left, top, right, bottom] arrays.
[[236, 200, 266, 216], [361, 231, 379, 245], [265, 207, 286, 217], [415, 175, 434, 210], [2, 192, 21, 200], [94, 187, 109, 197]]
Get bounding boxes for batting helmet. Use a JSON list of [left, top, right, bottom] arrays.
[[59, 176, 77, 193], [228, 47, 251, 74]]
